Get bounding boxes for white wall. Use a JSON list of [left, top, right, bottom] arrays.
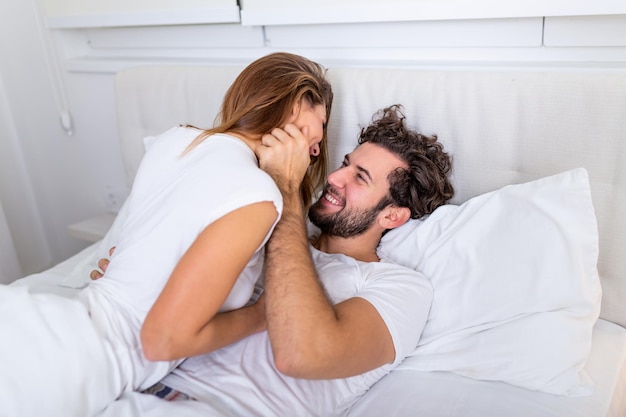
[[0, 72, 50, 277], [0, 0, 99, 276], [0, 200, 22, 283], [2, 0, 626, 276]]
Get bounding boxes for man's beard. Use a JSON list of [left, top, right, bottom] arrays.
[[308, 193, 386, 238]]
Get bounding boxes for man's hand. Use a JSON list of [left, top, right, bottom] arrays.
[[255, 124, 311, 195], [89, 246, 115, 280]]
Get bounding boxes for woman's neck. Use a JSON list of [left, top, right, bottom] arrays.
[[227, 131, 261, 151]]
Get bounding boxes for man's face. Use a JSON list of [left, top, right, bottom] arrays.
[[309, 142, 407, 238]]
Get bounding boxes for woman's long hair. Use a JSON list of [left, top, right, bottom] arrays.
[[186, 52, 333, 207]]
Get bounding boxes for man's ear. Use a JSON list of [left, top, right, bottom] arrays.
[[379, 206, 411, 230]]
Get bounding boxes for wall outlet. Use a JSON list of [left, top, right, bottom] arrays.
[[104, 185, 127, 213]]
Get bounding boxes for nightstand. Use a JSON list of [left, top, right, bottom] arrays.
[[68, 213, 116, 243]]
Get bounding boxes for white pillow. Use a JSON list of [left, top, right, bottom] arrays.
[[377, 168, 602, 396]]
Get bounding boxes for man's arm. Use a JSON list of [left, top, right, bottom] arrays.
[[264, 191, 396, 379], [257, 126, 396, 379]]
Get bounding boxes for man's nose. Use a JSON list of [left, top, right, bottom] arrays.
[[327, 167, 347, 187]]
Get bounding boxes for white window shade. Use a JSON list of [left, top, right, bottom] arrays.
[[42, 0, 240, 28], [0, 201, 22, 284], [240, 0, 626, 26]]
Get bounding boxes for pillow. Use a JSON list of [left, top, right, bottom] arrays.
[[377, 168, 601, 396]]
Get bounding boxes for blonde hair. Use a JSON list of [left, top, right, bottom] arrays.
[[185, 52, 333, 207]]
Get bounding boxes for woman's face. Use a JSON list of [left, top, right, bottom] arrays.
[[286, 100, 327, 158]]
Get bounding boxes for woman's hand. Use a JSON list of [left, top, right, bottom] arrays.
[[248, 292, 267, 333]]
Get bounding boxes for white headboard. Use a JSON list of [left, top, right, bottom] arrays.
[[115, 65, 626, 328]]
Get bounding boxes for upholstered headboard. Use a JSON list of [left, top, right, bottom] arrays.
[[115, 65, 626, 328]]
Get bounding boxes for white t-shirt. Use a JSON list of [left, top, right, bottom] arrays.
[[162, 246, 433, 417], [79, 126, 283, 390]]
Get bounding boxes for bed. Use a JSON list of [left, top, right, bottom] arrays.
[[13, 63, 626, 417]]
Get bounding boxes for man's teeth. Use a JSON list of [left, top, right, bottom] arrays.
[[325, 193, 342, 206]]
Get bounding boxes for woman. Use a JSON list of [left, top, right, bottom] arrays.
[[0, 52, 333, 417]]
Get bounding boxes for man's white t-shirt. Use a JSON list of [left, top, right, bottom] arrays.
[[162, 246, 433, 417]]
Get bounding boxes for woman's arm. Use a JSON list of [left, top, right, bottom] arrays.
[[91, 249, 267, 358], [140, 201, 277, 361]]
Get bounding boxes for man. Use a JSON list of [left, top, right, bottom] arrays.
[[97, 105, 454, 417]]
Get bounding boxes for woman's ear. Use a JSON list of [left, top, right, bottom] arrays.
[[291, 99, 302, 117], [379, 206, 411, 230], [283, 100, 302, 126]]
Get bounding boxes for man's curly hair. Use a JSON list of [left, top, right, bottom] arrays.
[[359, 104, 454, 219]]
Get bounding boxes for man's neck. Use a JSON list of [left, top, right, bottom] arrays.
[[312, 231, 381, 263]]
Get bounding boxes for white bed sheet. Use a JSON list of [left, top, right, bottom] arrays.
[[12, 245, 626, 417], [11, 242, 97, 297], [347, 318, 626, 417]]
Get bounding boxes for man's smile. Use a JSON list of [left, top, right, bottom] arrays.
[[322, 186, 344, 208]]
